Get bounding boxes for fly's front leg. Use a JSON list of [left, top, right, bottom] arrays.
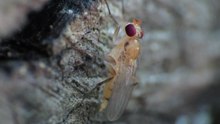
[[103, 0, 121, 44], [113, 26, 120, 44], [103, 0, 119, 26]]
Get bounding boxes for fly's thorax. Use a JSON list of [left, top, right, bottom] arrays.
[[124, 39, 140, 60], [108, 36, 130, 64]]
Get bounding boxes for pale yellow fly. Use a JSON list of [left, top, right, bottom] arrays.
[[100, 18, 144, 121]]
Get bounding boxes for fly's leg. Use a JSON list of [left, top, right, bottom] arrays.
[[83, 56, 116, 95], [100, 55, 117, 111], [103, 0, 120, 43], [104, 0, 119, 26], [121, 0, 125, 21], [99, 70, 115, 112], [112, 25, 120, 44], [105, 55, 116, 65], [99, 99, 108, 112], [99, 74, 115, 111]]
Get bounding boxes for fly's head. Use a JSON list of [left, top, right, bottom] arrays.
[[124, 19, 144, 39], [123, 19, 143, 61]]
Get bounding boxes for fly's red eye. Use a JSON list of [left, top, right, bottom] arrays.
[[125, 24, 136, 37], [140, 31, 144, 38]]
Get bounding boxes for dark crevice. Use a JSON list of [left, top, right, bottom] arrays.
[[0, 0, 97, 61]]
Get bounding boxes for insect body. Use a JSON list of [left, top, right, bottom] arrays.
[[100, 19, 144, 121]]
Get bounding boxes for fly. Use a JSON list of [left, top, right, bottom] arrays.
[[99, 9, 144, 120]]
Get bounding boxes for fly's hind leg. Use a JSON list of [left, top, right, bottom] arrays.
[[99, 55, 117, 111], [99, 72, 115, 112], [99, 99, 108, 112], [84, 55, 116, 98]]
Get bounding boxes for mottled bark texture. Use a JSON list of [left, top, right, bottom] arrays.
[[113, 0, 220, 124], [0, 0, 109, 123], [0, 0, 220, 124]]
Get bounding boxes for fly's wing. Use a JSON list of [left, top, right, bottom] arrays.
[[105, 60, 137, 121]]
